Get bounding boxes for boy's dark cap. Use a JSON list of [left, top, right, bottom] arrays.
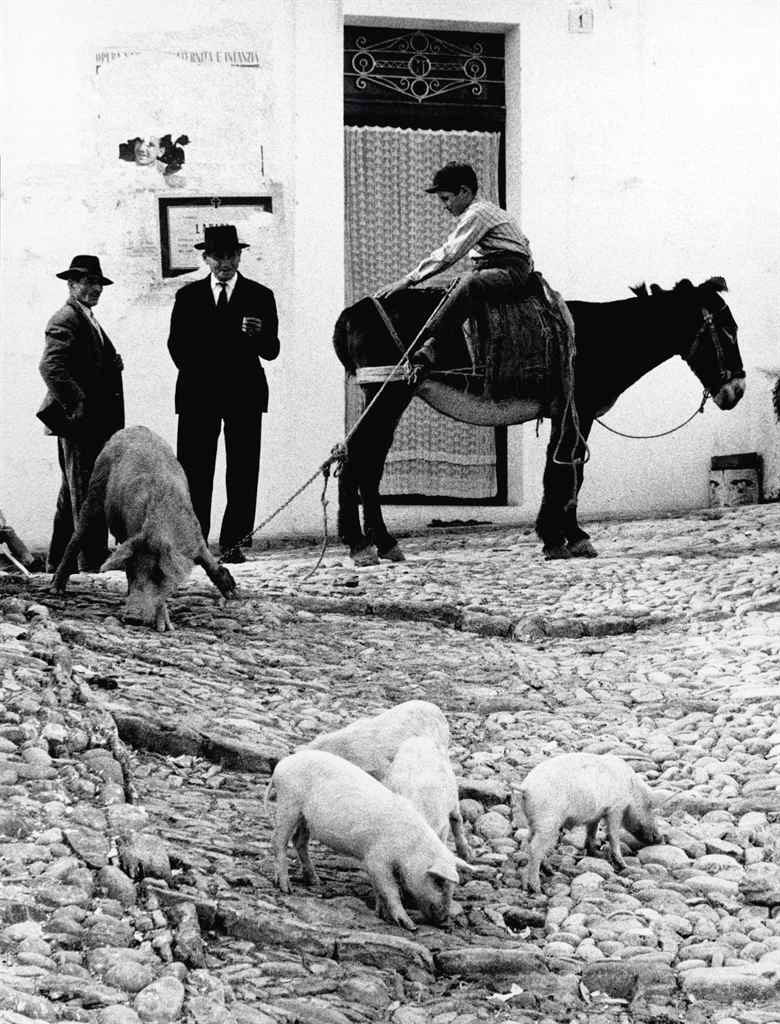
[[194, 224, 249, 252], [425, 162, 478, 194]]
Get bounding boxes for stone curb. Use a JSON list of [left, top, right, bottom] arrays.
[[270, 589, 693, 641], [110, 709, 287, 773], [144, 881, 436, 974]]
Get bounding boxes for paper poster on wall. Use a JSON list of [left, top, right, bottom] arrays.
[[95, 48, 270, 190], [159, 196, 273, 277]]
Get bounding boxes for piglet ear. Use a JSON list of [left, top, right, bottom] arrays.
[[427, 855, 458, 885], [159, 540, 190, 581], [100, 538, 137, 572]]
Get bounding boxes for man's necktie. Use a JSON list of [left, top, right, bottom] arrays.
[[217, 282, 228, 312]]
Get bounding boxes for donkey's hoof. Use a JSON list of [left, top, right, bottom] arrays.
[[352, 546, 380, 567], [568, 539, 598, 558], [379, 544, 406, 563], [543, 545, 572, 560]]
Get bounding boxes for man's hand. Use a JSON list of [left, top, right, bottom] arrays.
[[375, 277, 412, 300], [242, 316, 263, 336], [114, 353, 124, 372]]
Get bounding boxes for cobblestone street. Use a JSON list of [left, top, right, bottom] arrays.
[[3, 502, 780, 1024]]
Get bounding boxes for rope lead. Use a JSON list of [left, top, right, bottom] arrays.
[[595, 390, 709, 440]]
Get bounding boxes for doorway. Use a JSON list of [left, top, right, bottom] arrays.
[[343, 25, 508, 502]]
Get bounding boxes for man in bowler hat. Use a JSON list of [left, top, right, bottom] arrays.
[[37, 255, 125, 572], [167, 224, 280, 562]]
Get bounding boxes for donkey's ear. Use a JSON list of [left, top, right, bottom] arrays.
[[701, 276, 728, 293], [674, 278, 695, 293], [630, 282, 649, 298]]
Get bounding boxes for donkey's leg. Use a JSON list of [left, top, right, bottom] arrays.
[[359, 384, 413, 559], [338, 383, 411, 565], [562, 416, 597, 557], [535, 410, 592, 559], [337, 456, 371, 560]]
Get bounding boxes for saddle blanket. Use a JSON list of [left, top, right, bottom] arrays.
[[467, 272, 573, 403]]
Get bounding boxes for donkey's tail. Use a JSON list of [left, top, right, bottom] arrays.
[[333, 307, 357, 375], [773, 378, 780, 422]]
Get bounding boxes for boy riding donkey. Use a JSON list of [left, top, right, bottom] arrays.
[[377, 161, 575, 398]]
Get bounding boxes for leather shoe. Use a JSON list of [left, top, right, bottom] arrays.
[[220, 547, 247, 564]]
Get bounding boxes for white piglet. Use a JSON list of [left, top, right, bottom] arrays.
[[519, 752, 664, 893], [266, 749, 472, 930], [306, 700, 450, 781], [384, 736, 471, 862]]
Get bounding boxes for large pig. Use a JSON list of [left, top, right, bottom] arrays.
[[384, 736, 471, 862], [266, 749, 472, 930], [51, 426, 236, 631], [306, 700, 450, 781], [518, 752, 664, 893]]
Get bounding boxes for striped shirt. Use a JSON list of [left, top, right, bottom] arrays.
[[407, 199, 533, 285]]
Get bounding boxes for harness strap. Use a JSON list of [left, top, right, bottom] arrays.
[[370, 297, 407, 356], [686, 307, 733, 385]]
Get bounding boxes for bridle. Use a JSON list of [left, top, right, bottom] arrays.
[[684, 302, 741, 388]]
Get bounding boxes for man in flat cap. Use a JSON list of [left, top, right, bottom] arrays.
[[167, 224, 280, 563], [37, 255, 125, 572], [378, 161, 568, 377]]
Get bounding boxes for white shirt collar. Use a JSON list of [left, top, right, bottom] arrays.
[[74, 298, 97, 319], [210, 273, 238, 303], [74, 299, 103, 338]]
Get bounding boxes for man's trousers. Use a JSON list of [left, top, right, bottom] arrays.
[[176, 406, 262, 552], [48, 433, 107, 573]]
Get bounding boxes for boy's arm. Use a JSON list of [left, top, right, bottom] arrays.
[[377, 204, 487, 298]]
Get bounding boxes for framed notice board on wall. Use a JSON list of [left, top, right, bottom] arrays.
[[158, 196, 273, 277]]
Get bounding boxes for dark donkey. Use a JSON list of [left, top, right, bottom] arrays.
[[333, 277, 745, 564]]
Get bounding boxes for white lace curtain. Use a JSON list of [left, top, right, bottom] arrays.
[[344, 125, 500, 498]]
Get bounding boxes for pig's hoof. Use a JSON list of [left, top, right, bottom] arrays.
[[215, 567, 237, 596], [155, 606, 174, 632], [395, 915, 417, 931]]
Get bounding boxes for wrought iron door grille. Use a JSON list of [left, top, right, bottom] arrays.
[[345, 28, 505, 108]]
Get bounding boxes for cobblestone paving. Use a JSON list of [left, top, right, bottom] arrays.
[[2, 503, 780, 1023]]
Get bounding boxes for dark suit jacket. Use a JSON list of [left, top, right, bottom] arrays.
[[167, 273, 280, 415], [37, 298, 125, 439]]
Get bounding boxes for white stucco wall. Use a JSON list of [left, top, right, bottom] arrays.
[[2, 0, 778, 551], [346, 0, 780, 530], [0, 0, 345, 549], [516, 0, 779, 522]]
